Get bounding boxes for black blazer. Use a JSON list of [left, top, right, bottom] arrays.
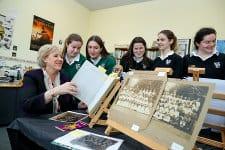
[[21, 69, 78, 115]]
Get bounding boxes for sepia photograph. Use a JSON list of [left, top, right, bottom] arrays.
[[49, 111, 87, 123], [153, 81, 209, 134], [71, 134, 118, 150], [116, 77, 165, 115]]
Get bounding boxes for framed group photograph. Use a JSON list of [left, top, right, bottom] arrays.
[[176, 39, 191, 57]]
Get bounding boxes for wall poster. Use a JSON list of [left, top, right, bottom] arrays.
[[30, 15, 54, 51], [0, 13, 15, 50]]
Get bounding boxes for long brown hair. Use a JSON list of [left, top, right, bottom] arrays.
[[86, 35, 109, 60], [62, 33, 83, 58], [194, 27, 216, 49], [159, 30, 177, 51], [123, 36, 151, 66]]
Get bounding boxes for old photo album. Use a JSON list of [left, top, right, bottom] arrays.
[[71, 60, 116, 114]]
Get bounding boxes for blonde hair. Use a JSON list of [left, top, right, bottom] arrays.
[[37, 44, 61, 68]]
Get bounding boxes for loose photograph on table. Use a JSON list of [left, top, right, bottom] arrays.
[[49, 111, 88, 122], [52, 129, 123, 150]]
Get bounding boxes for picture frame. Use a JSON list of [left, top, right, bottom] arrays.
[[216, 40, 225, 53], [30, 15, 55, 51], [176, 39, 191, 57], [0, 13, 15, 50]]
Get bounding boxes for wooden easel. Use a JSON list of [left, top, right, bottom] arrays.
[[89, 80, 121, 128], [105, 119, 168, 149], [154, 67, 173, 76], [188, 67, 225, 149], [104, 72, 169, 150], [197, 92, 225, 149], [188, 67, 205, 81]]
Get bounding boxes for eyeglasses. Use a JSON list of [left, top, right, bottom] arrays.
[[201, 40, 216, 45]]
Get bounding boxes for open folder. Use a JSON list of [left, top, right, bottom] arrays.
[[71, 60, 116, 114]]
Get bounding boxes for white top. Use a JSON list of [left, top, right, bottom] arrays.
[[133, 56, 143, 63], [65, 54, 80, 65], [159, 50, 174, 60], [191, 50, 218, 61], [90, 56, 102, 65], [42, 69, 60, 113]]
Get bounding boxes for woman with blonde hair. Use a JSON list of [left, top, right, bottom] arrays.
[[22, 44, 80, 115]]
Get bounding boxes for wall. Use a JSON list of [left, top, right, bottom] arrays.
[[0, 0, 225, 61], [89, 0, 225, 52], [0, 0, 90, 63]]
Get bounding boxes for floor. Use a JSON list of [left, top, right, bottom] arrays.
[[0, 126, 11, 150]]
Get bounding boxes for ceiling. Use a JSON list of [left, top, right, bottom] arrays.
[[75, 0, 153, 11]]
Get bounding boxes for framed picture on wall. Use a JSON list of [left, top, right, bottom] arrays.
[[216, 40, 225, 53], [30, 15, 55, 51], [176, 39, 191, 57], [0, 13, 15, 50]]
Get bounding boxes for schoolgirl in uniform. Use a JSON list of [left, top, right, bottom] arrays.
[[152, 30, 183, 78], [120, 37, 153, 72], [183, 27, 225, 79], [61, 34, 86, 80], [86, 35, 116, 75]]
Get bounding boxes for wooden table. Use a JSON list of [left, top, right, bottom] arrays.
[[0, 80, 23, 125]]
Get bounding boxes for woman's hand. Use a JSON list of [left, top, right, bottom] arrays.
[[52, 82, 78, 96], [44, 82, 78, 103], [114, 64, 123, 74], [78, 101, 87, 109]]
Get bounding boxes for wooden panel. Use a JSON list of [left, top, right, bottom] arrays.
[[213, 93, 225, 100], [197, 136, 224, 148], [204, 122, 225, 130], [0, 80, 23, 88], [106, 119, 168, 150], [188, 67, 205, 74], [208, 108, 225, 117], [154, 67, 173, 75], [221, 130, 225, 145]]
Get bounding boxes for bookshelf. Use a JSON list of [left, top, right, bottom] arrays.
[[146, 47, 159, 60], [113, 44, 159, 64], [114, 44, 129, 64]]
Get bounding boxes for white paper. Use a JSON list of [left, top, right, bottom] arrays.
[[71, 61, 115, 114], [157, 72, 166, 77], [131, 124, 140, 132], [88, 77, 115, 114], [52, 129, 123, 150], [170, 142, 184, 150]]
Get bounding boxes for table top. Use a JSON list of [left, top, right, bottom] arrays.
[[0, 80, 23, 88], [7, 114, 149, 150]]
